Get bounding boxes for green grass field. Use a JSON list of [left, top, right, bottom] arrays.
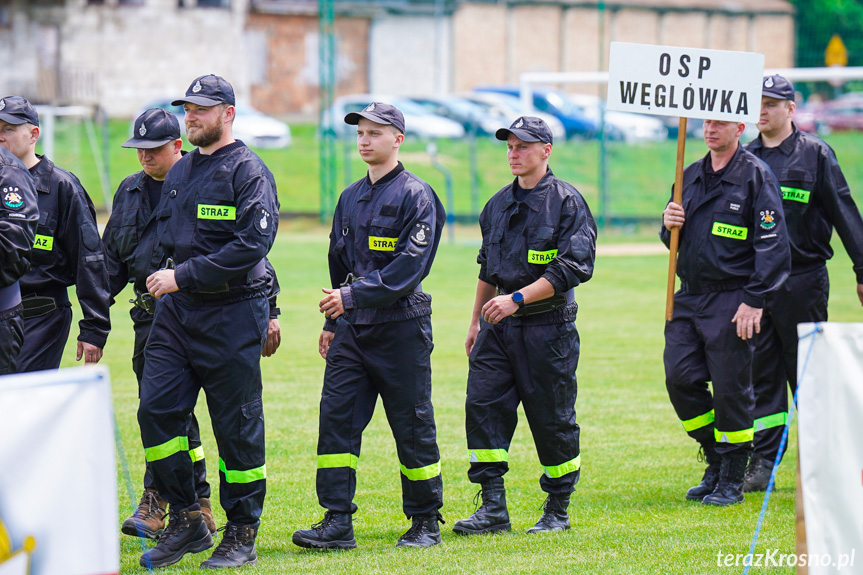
[[53, 223, 863, 574]]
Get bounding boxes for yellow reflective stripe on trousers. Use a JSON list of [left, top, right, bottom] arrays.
[[680, 410, 715, 432], [145, 436, 189, 462], [469, 449, 508, 463], [219, 458, 266, 484], [317, 453, 359, 470], [715, 428, 755, 443], [400, 461, 441, 481], [754, 412, 788, 432], [189, 446, 205, 463], [542, 454, 581, 479]]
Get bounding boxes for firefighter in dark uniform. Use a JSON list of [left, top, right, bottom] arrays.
[[453, 117, 596, 536], [0, 96, 110, 371], [291, 103, 446, 550], [0, 144, 38, 374], [744, 75, 863, 491], [106, 108, 282, 542], [662, 118, 790, 506], [136, 75, 279, 569]]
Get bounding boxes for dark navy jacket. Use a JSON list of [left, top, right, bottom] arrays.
[[660, 145, 791, 308], [325, 162, 445, 331], [746, 125, 863, 283], [0, 147, 38, 291], [478, 167, 596, 297], [157, 141, 279, 299], [104, 166, 280, 322], [22, 155, 111, 348]]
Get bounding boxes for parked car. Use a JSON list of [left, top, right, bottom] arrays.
[[460, 92, 567, 141], [132, 99, 292, 149], [325, 94, 465, 139], [474, 86, 599, 139], [408, 95, 502, 136], [567, 94, 667, 143], [796, 96, 863, 135]]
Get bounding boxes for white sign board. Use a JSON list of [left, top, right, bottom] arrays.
[[607, 42, 764, 124], [0, 367, 118, 575], [798, 323, 863, 574]]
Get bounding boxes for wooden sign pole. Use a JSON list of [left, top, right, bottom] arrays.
[[665, 117, 688, 321]]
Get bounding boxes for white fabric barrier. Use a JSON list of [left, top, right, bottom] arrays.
[[0, 367, 118, 575], [798, 323, 863, 574]]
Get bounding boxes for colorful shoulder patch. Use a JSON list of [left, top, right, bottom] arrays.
[[759, 210, 776, 230], [410, 223, 431, 247], [2, 187, 25, 211]]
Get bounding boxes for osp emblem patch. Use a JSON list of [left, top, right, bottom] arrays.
[[764, 77, 775, 88], [515, 118, 524, 128], [410, 223, 431, 247], [139, 123, 147, 137], [254, 207, 272, 235], [192, 80, 203, 93], [2, 187, 24, 210], [760, 210, 776, 230]]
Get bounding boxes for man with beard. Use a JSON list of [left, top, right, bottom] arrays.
[[137, 75, 279, 569], [0, 96, 110, 371], [662, 119, 789, 506]]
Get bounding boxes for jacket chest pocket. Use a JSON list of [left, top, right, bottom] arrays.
[[111, 209, 141, 263], [195, 194, 237, 239], [777, 168, 815, 210], [367, 214, 401, 259], [32, 211, 59, 264], [710, 210, 749, 243], [486, 226, 505, 273], [526, 226, 557, 265]]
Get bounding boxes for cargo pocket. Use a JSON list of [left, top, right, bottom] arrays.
[[238, 398, 265, 468]]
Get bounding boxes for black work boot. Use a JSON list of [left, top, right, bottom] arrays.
[[743, 455, 774, 492], [139, 504, 214, 568], [526, 493, 570, 534], [452, 477, 511, 535], [396, 512, 444, 548], [292, 511, 357, 550], [703, 451, 750, 506], [122, 489, 167, 540], [686, 444, 721, 501], [200, 522, 257, 568]]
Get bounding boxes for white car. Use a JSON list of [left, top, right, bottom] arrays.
[[567, 94, 667, 143], [326, 95, 465, 139], [132, 100, 292, 149], [461, 92, 567, 142]]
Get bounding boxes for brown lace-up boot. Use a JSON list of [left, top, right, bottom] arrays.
[[121, 489, 168, 540]]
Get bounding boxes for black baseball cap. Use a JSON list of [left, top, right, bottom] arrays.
[[172, 74, 236, 107], [0, 96, 39, 127], [344, 102, 406, 134], [762, 75, 795, 101], [122, 108, 181, 149], [495, 116, 553, 145]]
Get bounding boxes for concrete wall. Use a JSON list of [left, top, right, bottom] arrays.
[[369, 15, 451, 97]]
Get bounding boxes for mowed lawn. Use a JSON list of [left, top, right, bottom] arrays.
[[54, 222, 863, 574]]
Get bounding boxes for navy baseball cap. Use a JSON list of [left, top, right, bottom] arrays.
[[495, 116, 553, 145], [345, 102, 406, 134], [122, 108, 181, 149], [0, 96, 39, 127], [762, 75, 795, 101], [172, 74, 236, 107]]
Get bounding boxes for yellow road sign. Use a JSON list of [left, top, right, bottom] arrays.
[[825, 34, 848, 67]]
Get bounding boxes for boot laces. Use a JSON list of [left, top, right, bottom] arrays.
[[696, 446, 706, 463], [312, 511, 339, 534], [402, 513, 442, 541], [471, 488, 485, 511], [211, 524, 249, 558], [134, 491, 163, 520], [159, 509, 190, 544]]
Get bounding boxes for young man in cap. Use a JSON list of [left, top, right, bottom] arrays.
[[0, 96, 110, 371], [662, 119, 789, 506], [0, 144, 39, 374], [743, 75, 863, 491], [136, 75, 279, 569], [292, 102, 446, 550], [453, 117, 596, 536]]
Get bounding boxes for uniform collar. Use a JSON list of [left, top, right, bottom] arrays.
[[747, 123, 799, 156], [364, 161, 405, 188], [28, 154, 55, 194], [125, 170, 148, 193], [500, 167, 554, 212]]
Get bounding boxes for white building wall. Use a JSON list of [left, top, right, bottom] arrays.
[[369, 15, 451, 96]]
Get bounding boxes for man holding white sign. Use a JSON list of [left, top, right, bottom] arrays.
[[660, 120, 789, 505]]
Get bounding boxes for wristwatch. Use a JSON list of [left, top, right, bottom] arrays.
[[512, 291, 525, 308]]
